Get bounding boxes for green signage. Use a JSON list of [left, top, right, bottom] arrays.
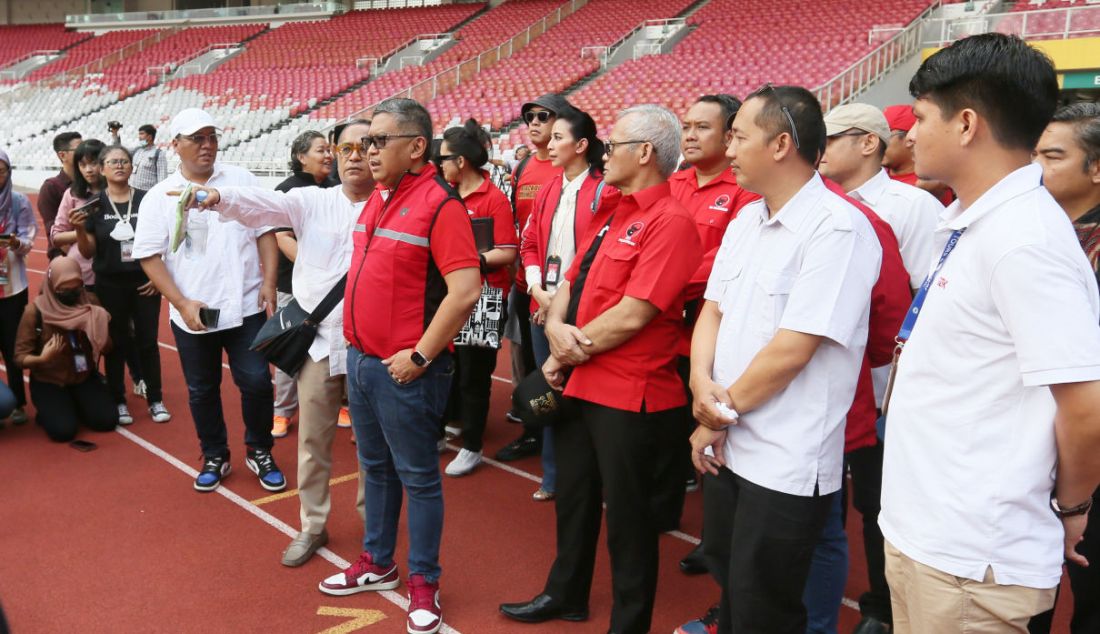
[[1062, 71, 1100, 90]]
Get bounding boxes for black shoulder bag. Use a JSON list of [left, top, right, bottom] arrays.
[[250, 273, 347, 376]]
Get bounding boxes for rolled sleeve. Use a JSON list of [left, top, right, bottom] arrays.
[[624, 214, 701, 312], [991, 245, 1100, 387], [780, 226, 880, 346], [132, 190, 170, 259]]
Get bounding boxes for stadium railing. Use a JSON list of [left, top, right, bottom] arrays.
[[922, 4, 1100, 46]]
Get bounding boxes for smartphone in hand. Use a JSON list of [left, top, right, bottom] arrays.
[[198, 307, 220, 328]]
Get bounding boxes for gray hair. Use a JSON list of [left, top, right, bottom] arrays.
[[288, 130, 325, 172], [1052, 102, 1100, 170], [373, 98, 432, 142], [617, 104, 682, 177]]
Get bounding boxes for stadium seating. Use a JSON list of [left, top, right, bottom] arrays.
[[24, 30, 158, 82], [996, 0, 1100, 39], [0, 24, 90, 69]]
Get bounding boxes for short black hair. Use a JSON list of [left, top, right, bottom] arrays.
[[1051, 102, 1100, 171], [697, 94, 742, 131], [138, 124, 156, 138], [745, 85, 825, 166], [909, 33, 1058, 151], [289, 130, 326, 172], [441, 119, 489, 169], [53, 131, 82, 152], [70, 139, 106, 200], [374, 98, 432, 142]]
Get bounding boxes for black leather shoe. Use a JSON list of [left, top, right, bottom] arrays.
[[499, 594, 588, 623], [494, 433, 541, 462], [679, 544, 707, 575], [852, 616, 891, 634]]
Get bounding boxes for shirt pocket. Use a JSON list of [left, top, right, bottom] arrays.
[[716, 260, 743, 315], [594, 243, 638, 291], [300, 230, 343, 270], [755, 268, 797, 339]]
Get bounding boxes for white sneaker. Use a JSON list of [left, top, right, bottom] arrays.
[[444, 449, 482, 477], [444, 424, 462, 438], [149, 401, 171, 423], [117, 404, 133, 426]]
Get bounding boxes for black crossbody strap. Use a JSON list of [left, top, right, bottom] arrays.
[[304, 273, 348, 326], [564, 214, 614, 326]]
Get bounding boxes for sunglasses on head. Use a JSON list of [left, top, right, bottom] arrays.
[[524, 110, 552, 125]]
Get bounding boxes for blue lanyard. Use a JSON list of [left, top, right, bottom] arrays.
[[897, 228, 965, 342]]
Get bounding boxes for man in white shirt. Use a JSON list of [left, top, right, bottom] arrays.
[[688, 85, 881, 633], [820, 103, 942, 291], [133, 108, 283, 494], [174, 119, 373, 567], [879, 34, 1100, 633]]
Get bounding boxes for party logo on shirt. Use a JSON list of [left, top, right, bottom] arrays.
[[399, 207, 410, 217], [618, 221, 645, 246], [709, 194, 731, 212], [937, 277, 948, 289]]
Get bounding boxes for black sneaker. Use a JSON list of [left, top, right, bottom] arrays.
[[194, 454, 231, 492], [494, 432, 541, 462], [246, 448, 287, 492]]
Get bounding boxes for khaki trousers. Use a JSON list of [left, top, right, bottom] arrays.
[[297, 356, 365, 535], [884, 540, 1056, 634]]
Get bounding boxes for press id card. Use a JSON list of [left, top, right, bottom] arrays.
[[545, 255, 562, 289], [120, 239, 134, 262]]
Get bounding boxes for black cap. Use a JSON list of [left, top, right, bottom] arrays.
[[520, 93, 574, 119]]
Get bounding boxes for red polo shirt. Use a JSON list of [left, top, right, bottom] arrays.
[[668, 166, 760, 355], [462, 172, 518, 291], [563, 182, 701, 413], [344, 164, 480, 359], [824, 178, 910, 452], [512, 155, 561, 291], [889, 170, 954, 206]]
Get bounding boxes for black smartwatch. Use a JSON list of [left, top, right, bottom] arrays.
[[410, 350, 432, 368]]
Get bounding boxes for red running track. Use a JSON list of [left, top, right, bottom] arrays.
[[0, 195, 1073, 633]]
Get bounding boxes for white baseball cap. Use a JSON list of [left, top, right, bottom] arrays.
[[169, 108, 222, 138]]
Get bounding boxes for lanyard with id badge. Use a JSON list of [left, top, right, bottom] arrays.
[[880, 228, 966, 418], [107, 190, 136, 262], [69, 331, 89, 373]]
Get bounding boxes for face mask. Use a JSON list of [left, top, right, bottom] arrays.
[[55, 289, 81, 306]]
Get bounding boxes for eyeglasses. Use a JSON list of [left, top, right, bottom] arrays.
[[435, 154, 459, 164], [103, 159, 131, 167], [178, 133, 220, 145], [890, 130, 908, 138], [524, 110, 552, 125], [605, 139, 648, 157], [757, 83, 801, 151], [362, 134, 419, 150], [333, 141, 368, 158]]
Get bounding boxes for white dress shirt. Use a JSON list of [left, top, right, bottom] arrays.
[[704, 172, 881, 496], [879, 163, 1100, 588], [524, 168, 587, 293], [850, 168, 942, 290], [215, 185, 359, 376], [132, 163, 269, 334]]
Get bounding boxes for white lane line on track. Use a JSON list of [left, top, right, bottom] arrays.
[[116, 426, 462, 634]]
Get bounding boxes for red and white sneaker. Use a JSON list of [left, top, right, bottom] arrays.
[[406, 574, 442, 634], [318, 551, 399, 596]]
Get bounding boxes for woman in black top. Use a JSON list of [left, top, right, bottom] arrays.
[[72, 145, 170, 425], [270, 130, 335, 438]]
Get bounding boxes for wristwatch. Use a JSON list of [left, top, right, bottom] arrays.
[[410, 350, 432, 368], [1050, 496, 1093, 518]]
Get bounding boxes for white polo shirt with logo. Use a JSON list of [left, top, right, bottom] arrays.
[[704, 172, 881, 496], [879, 163, 1100, 588]]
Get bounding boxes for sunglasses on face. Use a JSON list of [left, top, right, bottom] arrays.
[[363, 133, 419, 150], [435, 154, 459, 164], [179, 133, 220, 146], [524, 111, 552, 125]]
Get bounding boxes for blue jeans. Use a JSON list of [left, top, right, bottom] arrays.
[[348, 346, 453, 582], [171, 312, 273, 458], [530, 323, 556, 494], [0, 382, 16, 420], [803, 488, 848, 634]]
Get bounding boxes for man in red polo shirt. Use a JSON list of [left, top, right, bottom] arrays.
[[498, 93, 573, 463], [668, 94, 760, 537], [883, 104, 953, 206], [316, 98, 481, 634], [500, 104, 701, 634]]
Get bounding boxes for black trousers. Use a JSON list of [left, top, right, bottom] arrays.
[[702, 468, 834, 634], [647, 355, 696, 531], [95, 280, 163, 403], [1029, 485, 1100, 634], [847, 441, 891, 623], [543, 399, 685, 634], [456, 344, 498, 452], [0, 290, 27, 407], [30, 374, 117, 442], [512, 288, 539, 440]]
